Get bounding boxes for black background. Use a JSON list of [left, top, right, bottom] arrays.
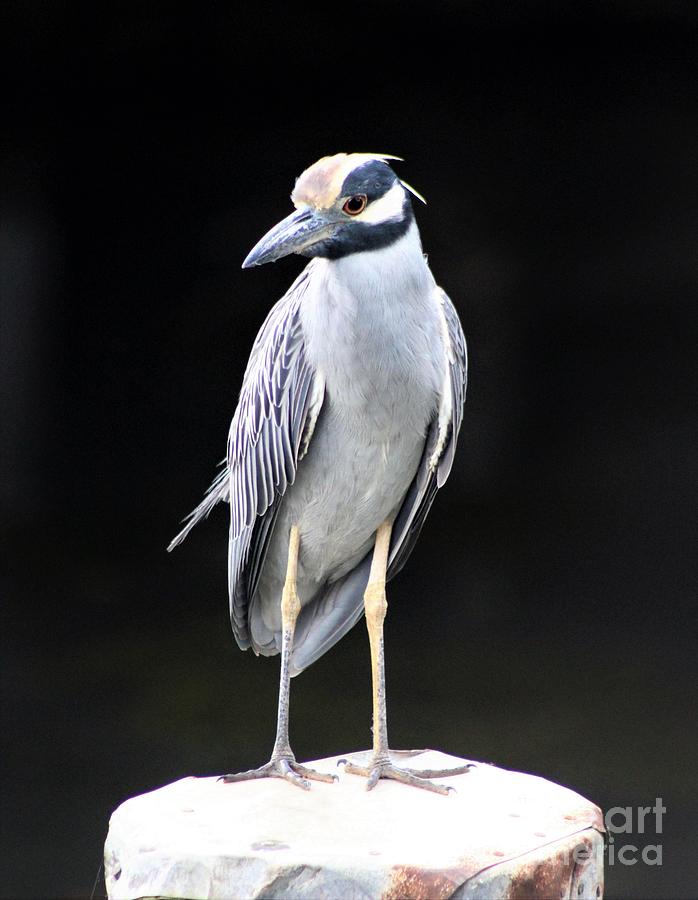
[[2, 2, 697, 897]]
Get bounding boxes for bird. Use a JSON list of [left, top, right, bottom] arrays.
[[169, 152, 469, 794]]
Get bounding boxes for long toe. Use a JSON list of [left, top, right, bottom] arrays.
[[341, 757, 470, 795], [401, 764, 474, 778], [293, 763, 338, 784], [277, 758, 311, 790], [379, 764, 452, 795], [219, 762, 275, 783], [219, 757, 336, 790]]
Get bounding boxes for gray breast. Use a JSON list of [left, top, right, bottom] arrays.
[[249, 240, 445, 645]]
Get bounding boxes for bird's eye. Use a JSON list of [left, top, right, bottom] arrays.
[[342, 194, 368, 216]]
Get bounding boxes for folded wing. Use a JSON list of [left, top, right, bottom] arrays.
[[169, 266, 325, 650]]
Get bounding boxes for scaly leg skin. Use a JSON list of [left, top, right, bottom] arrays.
[[220, 525, 336, 790], [339, 520, 473, 796]]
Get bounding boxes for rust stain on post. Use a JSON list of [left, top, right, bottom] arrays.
[[507, 853, 576, 899], [383, 865, 458, 900]]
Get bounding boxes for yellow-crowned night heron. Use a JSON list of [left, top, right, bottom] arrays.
[[170, 153, 469, 794]]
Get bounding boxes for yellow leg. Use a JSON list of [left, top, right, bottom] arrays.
[[221, 525, 336, 790], [273, 525, 301, 758], [341, 520, 473, 794], [365, 520, 392, 761]]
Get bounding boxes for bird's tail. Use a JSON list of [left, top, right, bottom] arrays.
[[288, 553, 373, 676], [167, 462, 229, 551]]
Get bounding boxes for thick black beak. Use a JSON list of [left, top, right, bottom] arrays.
[[242, 207, 336, 268]]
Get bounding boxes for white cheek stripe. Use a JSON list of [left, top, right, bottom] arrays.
[[356, 183, 405, 224]]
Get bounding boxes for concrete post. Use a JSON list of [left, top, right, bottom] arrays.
[[104, 749, 604, 899]]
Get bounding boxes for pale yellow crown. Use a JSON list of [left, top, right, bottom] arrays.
[[291, 153, 403, 209]]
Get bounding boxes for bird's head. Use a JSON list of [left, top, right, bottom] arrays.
[[242, 153, 425, 268]]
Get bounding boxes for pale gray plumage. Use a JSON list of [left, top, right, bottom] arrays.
[[169, 153, 467, 682]]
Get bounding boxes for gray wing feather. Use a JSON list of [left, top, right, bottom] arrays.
[[289, 287, 467, 675], [169, 266, 325, 651], [167, 462, 229, 551], [388, 287, 467, 576], [435, 288, 468, 486], [227, 269, 323, 648]]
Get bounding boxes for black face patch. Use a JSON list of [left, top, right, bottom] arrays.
[[339, 160, 398, 203], [301, 193, 414, 260]]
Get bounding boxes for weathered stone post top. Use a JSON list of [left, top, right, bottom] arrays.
[[105, 749, 604, 899]]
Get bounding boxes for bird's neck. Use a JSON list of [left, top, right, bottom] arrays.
[[300, 222, 443, 418], [320, 221, 433, 305]]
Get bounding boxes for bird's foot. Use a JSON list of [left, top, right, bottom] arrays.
[[338, 754, 473, 795], [219, 753, 337, 791]]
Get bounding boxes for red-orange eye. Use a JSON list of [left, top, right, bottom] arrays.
[[342, 194, 368, 216]]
